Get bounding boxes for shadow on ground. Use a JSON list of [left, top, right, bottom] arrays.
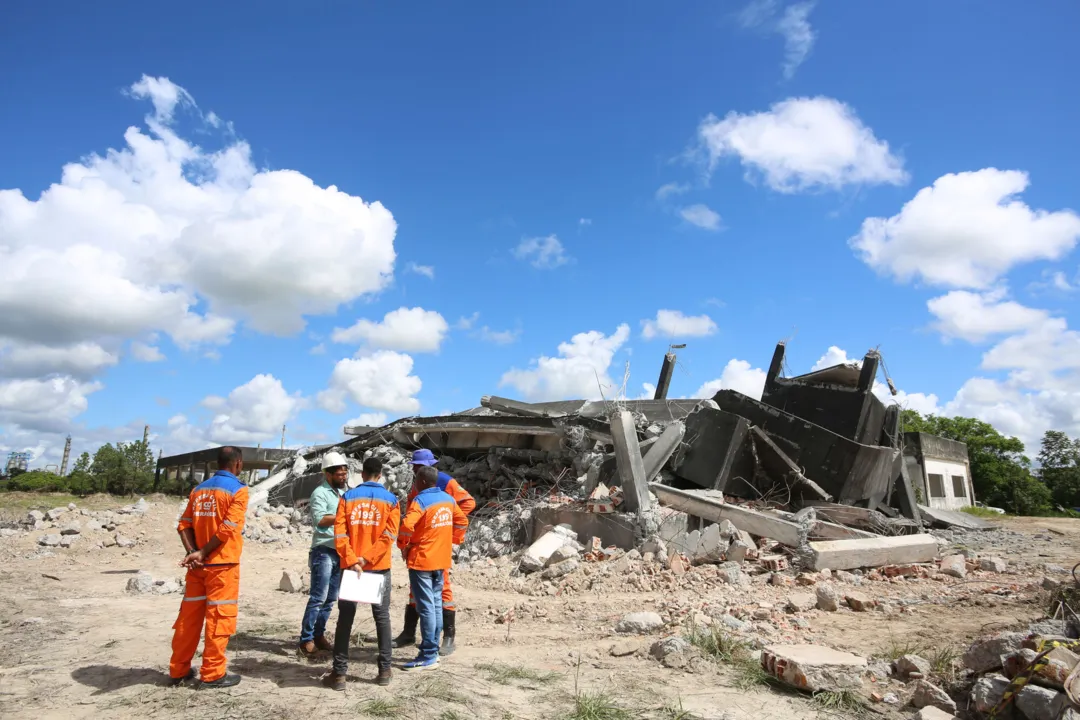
[[70, 665, 168, 695]]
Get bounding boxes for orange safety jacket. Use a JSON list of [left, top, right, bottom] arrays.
[[397, 487, 468, 571], [334, 481, 401, 571], [407, 471, 476, 517], [177, 471, 248, 565]]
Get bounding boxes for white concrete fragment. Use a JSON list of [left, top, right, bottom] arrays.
[[615, 612, 664, 634], [911, 680, 956, 713], [760, 644, 866, 692], [805, 534, 938, 571], [939, 555, 966, 578], [520, 529, 570, 574], [126, 571, 155, 595], [279, 570, 305, 593]]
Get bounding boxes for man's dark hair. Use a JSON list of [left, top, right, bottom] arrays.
[[415, 465, 438, 487], [217, 446, 243, 468], [362, 457, 383, 477]]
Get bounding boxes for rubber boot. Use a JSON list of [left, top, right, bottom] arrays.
[[391, 604, 419, 649], [439, 609, 456, 657]]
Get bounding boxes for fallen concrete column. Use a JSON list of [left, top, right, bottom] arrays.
[[519, 526, 575, 573], [650, 483, 801, 546], [642, 421, 685, 483], [805, 533, 938, 571], [760, 644, 866, 692], [247, 467, 292, 509], [611, 411, 650, 514]]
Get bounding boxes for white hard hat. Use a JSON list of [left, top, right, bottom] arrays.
[[322, 451, 349, 471]]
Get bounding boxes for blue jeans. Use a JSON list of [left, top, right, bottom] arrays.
[[300, 545, 342, 643], [408, 569, 444, 662]]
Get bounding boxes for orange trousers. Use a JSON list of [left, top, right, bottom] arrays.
[[408, 568, 453, 611], [169, 564, 240, 682]]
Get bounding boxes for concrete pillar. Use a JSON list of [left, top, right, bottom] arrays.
[[610, 411, 650, 514], [653, 353, 676, 400], [766, 342, 786, 386], [642, 421, 685, 482], [189, 460, 196, 486], [858, 350, 879, 392]]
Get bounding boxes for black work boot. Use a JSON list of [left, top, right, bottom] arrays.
[[391, 604, 419, 648], [439, 609, 456, 657]]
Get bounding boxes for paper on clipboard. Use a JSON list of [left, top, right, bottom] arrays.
[[339, 570, 385, 604]]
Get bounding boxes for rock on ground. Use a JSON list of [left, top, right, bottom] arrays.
[[786, 592, 816, 613], [761, 644, 866, 692], [939, 555, 966, 579], [963, 633, 1026, 674], [126, 571, 155, 595], [38, 534, 61, 547], [844, 592, 874, 612], [979, 556, 1007, 573], [896, 654, 932, 679], [915, 708, 955, 720], [1015, 684, 1066, 720], [650, 636, 690, 660], [279, 570, 305, 593], [910, 679, 957, 713], [609, 639, 641, 657], [615, 612, 664, 634], [816, 585, 839, 611], [115, 534, 136, 548], [540, 558, 579, 580], [60, 523, 81, 536]]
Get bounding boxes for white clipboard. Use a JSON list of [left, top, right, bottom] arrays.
[[339, 570, 385, 604]]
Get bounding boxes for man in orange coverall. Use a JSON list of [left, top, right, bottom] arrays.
[[168, 446, 248, 688], [396, 465, 468, 670], [321, 456, 399, 690], [391, 448, 475, 656]]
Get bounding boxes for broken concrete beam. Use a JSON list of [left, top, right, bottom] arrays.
[[642, 421, 685, 483], [809, 520, 879, 541], [650, 483, 801, 546], [750, 426, 832, 502], [480, 395, 569, 418], [611, 411, 650, 514], [520, 528, 573, 573], [805, 533, 939, 571], [760, 644, 866, 692]]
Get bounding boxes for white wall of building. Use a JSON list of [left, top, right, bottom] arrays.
[[921, 457, 973, 511]]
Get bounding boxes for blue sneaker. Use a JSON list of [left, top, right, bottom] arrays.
[[402, 657, 439, 671]]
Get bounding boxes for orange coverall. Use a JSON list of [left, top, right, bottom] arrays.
[[169, 471, 248, 682], [406, 471, 474, 610]]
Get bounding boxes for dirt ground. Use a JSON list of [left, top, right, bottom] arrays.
[[0, 494, 1076, 720]]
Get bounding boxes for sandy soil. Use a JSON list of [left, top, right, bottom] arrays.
[[0, 494, 1075, 720]]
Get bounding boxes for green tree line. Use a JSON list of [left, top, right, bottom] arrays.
[[0, 440, 191, 496]]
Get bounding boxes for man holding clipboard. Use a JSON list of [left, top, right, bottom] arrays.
[[321, 457, 399, 690]]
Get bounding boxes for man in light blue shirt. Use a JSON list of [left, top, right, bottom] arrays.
[[298, 451, 349, 657]]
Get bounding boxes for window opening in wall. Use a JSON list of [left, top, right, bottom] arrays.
[[928, 473, 946, 498], [951, 475, 966, 499]]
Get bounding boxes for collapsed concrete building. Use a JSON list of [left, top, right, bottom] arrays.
[[232, 341, 988, 571]]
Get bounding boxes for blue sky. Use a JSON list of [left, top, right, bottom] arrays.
[[2, 1, 1079, 466]]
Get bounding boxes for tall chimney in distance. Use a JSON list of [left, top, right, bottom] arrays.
[[60, 435, 72, 475]]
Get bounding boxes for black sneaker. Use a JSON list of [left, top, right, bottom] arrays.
[[200, 673, 241, 689], [168, 669, 197, 687]]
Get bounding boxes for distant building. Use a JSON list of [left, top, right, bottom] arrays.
[[903, 432, 974, 511]]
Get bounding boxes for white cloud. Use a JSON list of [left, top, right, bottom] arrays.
[[346, 413, 389, 428], [477, 326, 521, 345], [656, 182, 690, 201], [318, 350, 422, 414], [0, 376, 102, 433], [640, 382, 657, 399], [851, 169, 1080, 288], [310, 343, 327, 355], [807, 345, 941, 415], [739, 1, 816, 79], [406, 262, 435, 279], [678, 204, 723, 231], [0, 74, 397, 367], [0, 342, 119, 379], [500, 325, 631, 401], [698, 97, 907, 193], [981, 318, 1080, 374], [513, 235, 569, 269], [130, 341, 166, 362], [195, 373, 303, 445], [694, 359, 767, 400], [455, 312, 480, 331], [811, 345, 856, 371], [928, 289, 1050, 343], [641, 310, 718, 340], [579, 218, 592, 227], [331, 307, 449, 353]]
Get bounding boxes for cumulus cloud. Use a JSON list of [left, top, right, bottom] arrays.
[[346, 412, 389, 428], [656, 182, 690, 201], [331, 307, 449, 353], [641, 310, 718, 340], [194, 374, 303, 445], [739, 1, 817, 79], [0, 342, 119, 380], [513, 235, 569, 269], [0, 74, 397, 363], [406, 262, 435, 279], [928, 289, 1050, 343], [130, 341, 166, 362], [694, 359, 767, 400], [477, 326, 521, 345], [318, 350, 422, 414], [851, 169, 1080, 288], [0, 377, 102, 433], [678, 204, 723, 231], [698, 97, 907, 193], [500, 325, 631, 401], [810, 345, 856, 371]]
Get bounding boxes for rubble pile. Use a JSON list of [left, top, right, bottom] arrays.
[[0, 500, 149, 550]]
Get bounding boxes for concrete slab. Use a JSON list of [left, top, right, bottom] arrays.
[[760, 644, 866, 692], [805, 533, 939, 571], [611, 411, 650, 514]]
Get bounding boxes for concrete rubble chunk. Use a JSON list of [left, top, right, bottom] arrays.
[[760, 644, 866, 692], [650, 636, 690, 660], [717, 562, 742, 585], [970, 674, 1010, 714], [610, 411, 651, 513], [46, 508, 66, 522], [279, 570, 305, 593], [844, 591, 874, 612], [939, 555, 967, 579], [1015, 684, 1066, 720], [609, 639, 641, 657], [805, 534, 939, 572], [520, 529, 571, 574], [786, 592, 816, 613], [963, 633, 1026, 674], [540, 557, 579, 580], [915, 708, 955, 720], [154, 578, 183, 595], [115, 533, 136, 548], [896, 654, 932, 679], [979, 556, 1007, 573], [547, 545, 579, 566], [641, 421, 686, 483], [38, 534, 62, 547], [26, 510, 44, 525], [616, 612, 664, 634], [910, 679, 957, 713], [59, 535, 77, 548], [651, 484, 802, 546], [815, 585, 839, 611], [60, 522, 81, 536], [126, 571, 155, 595]]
